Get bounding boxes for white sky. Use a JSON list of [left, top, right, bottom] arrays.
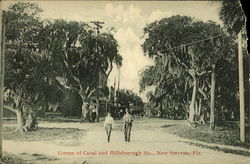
[[1, 1, 222, 102]]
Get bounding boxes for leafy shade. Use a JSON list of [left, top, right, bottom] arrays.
[[140, 15, 239, 122], [219, 0, 245, 34], [116, 89, 144, 108]]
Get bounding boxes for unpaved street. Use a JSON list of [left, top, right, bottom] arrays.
[[3, 119, 250, 164]]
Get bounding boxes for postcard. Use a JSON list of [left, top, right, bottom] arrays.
[[0, 0, 249, 164]]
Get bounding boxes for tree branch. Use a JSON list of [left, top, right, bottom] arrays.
[[188, 47, 195, 67], [71, 75, 87, 93], [197, 70, 212, 76], [87, 88, 97, 98], [70, 85, 80, 93], [175, 56, 189, 70], [107, 61, 113, 77], [198, 87, 208, 100], [85, 86, 90, 94], [4, 105, 17, 113], [188, 69, 196, 78], [56, 77, 80, 93]]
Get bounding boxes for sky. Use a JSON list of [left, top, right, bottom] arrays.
[[1, 1, 223, 102]]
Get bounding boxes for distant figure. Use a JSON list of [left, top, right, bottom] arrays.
[[89, 101, 97, 123], [91, 105, 97, 122], [119, 109, 123, 120], [104, 112, 115, 143], [123, 108, 133, 142]]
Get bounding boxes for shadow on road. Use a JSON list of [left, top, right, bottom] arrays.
[[160, 124, 176, 128]]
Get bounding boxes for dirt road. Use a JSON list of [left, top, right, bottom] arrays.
[[3, 119, 250, 164]]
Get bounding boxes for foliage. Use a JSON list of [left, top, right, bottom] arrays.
[[140, 15, 238, 123], [219, 0, 249, 123], [4, 2, 123, 127], [116, 89, 144, 109], [4, 2, 64, 131], [38, 18, 122, 91], [39, 18, 122, 120], [219, 0, 245, 35]]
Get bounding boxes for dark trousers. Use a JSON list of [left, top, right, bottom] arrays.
[[91, 112, 96, 122], [124, 122, 132, 142], [105, 124, 112, 142]]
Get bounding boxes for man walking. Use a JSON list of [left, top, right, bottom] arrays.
[[104, 112, 114, 143], [123, 108, 133, 142]]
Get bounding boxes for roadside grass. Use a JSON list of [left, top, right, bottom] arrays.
[[1, 152, 59, 164], [22, 152, 58, 162], [1, 152, 25, 164], [162, 123, 250, 149], [182, 141, 250, 157], [3, 126, 86, 142]]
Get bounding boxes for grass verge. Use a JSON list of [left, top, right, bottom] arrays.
[[3, 126, 86, 142], [182, 141, 250, 157], [1, 152, 25, 164], [162, 123, 250, 149], [1, 152, 59, 164]]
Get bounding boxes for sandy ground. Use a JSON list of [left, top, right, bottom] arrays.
[[3, 119, 250, 164]]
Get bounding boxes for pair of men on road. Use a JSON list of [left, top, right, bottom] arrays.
[[104, 108, 133, 143]]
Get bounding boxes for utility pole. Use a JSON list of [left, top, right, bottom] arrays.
[[90, 21, 104, 35], [238, 30, 245, 142], [90, 21, 105, 116], [117, 68, 120, 99], [118, 68, 120, 91], [90, 21, 104, 80], [0, 10, 6, 159]]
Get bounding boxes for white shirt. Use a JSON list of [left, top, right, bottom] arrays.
[[123, 114, 132, 123], [104, 115, 114, 128]]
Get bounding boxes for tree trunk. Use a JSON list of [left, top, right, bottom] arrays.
[[16, 107, 24, 132], [243, 52, 249, 122], [238, 30, 245, 142], [0, 11, 6, 158], [96, 99, 99, 122], [210, 64, 216, 130], [195, 101, 198, 114], [197, 98, 204, 124], [79, 94, 89, 122], [160, 103, 164, 118], [198, 113, 205, 125], [198, 98, 202, 116], [189, 78, 197, 123]]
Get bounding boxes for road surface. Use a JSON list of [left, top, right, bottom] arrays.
[[3, 118, 250, 164]]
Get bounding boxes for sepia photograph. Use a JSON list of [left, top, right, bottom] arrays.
[[0, 0, 249, 164]]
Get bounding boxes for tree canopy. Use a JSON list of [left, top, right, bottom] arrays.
[[140, 15, 238, 125], [116, 89, 144, 109], [4, 2, 123, 130], [219, 0, 245, 35]]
